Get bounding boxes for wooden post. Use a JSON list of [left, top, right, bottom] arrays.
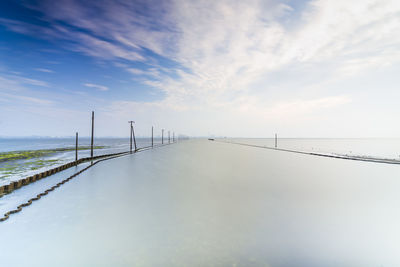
[[275, 133, 277, 148], [168, 131, 170, 144], [151, 126, 154, 148], [162, 129, 164, 144], [128, 121, 135, 153], [91, 111, 94, 159], [130, 125, 133, 153], [173, 132, 174, 142], [75, 132, 78, 162]]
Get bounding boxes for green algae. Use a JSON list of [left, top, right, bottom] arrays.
[[0, 159, 61, 172], [0, 146, 106, 181], [0, 146, 106, 163]]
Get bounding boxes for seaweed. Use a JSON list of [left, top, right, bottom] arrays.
[[0, 146, 107, 181], [0, 146, 106, 163]]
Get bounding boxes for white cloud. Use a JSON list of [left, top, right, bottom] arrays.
[[34, 68, 54, 73], [127, 68, 145, 75], [84, 83, 109, 91], [3, 0, 400, 136], [16, 76, 49, 87], [0, 75, 54, 105], [0, 74, 49, 89], [0, 92, 54, 105]]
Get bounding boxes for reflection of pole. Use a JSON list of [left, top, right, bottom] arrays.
[[168, 131, 170, 144], [162, 129, 164, 144], [128, 121, 134, 153], [91, 111, 94, 159], [151, 126, 154, 148], [275, 133, 277, 148], [75, 132, 78, 163]]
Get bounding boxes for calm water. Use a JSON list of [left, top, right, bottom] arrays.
[[2, 137, 399, 185], [1, 139, 399, 266], [225, 138, 400, 159]]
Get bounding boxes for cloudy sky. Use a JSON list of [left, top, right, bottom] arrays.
[[0, 0, 399, 137]]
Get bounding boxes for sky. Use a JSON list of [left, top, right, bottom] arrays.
[[0, 0, 400, 138]]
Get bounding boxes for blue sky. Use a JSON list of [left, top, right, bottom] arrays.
[[1, 0, 400, 137]]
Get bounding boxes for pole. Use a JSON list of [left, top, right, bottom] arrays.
[[128, 121, 133, 153], [168, 131, 170, 144], [151, 126, 154, 148], [91, 111, 94, 159], [275, 133, 277, 148], [173, 132, 174, 142], [75, 132, 78, 163], [162, 129, 164, 144], [128, 121, 135, 153], [130, 125, 133, 153]]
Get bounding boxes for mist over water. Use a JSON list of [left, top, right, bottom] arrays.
[[1, 139, 399, 266]]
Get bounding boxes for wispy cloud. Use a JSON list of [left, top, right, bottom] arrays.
[[84, 83, 109, 91], [0, 75, 54, 105], [34, 68, 54, 73], [127, 68, 146, 75], [0, 92, 54, 105], [2, 0, 400, 136], [0, 74, 49, 89]]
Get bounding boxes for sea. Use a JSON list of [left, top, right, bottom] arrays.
[[1, 137, 400, 186], [1, 138, 399, 266]]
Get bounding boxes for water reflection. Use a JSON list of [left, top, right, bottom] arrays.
[[1, 140, 399, 266]]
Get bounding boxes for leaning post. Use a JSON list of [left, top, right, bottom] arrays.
[[132, 125, 137, 151], [128, 121, 134, 153], [75, 132, 78, 164], [91, 111, 94, 159]]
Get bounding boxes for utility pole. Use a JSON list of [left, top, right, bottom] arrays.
[[162, 129, 164, 144], [75, 132, 78, 163], [151, 126, 154, 148], [91, 111, 94, 159], [168, 131, 170, 144], [128, 121, 134, 153], [275, 133, 277, 148]]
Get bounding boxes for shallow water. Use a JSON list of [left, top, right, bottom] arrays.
[[0, 137, 164, 185], [226, 138, 400, 159], [2, 137, 399, 185], [1, 139, 399, 266]]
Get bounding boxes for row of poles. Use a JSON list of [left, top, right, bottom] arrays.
[[74, 111, 176, 161]]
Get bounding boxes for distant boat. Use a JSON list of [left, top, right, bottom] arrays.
[[208, 138, 215, 141]]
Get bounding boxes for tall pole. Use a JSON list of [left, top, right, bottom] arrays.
[[128, 121, 135, 153], [275, 133, 277, 148], [151, 126, 154, 148], [162, 129, 164, 144], [91, 111, 94, 159], [128, 121, 136, 153], [130, 125, 133, 153], [75, 132, 78, 163]]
